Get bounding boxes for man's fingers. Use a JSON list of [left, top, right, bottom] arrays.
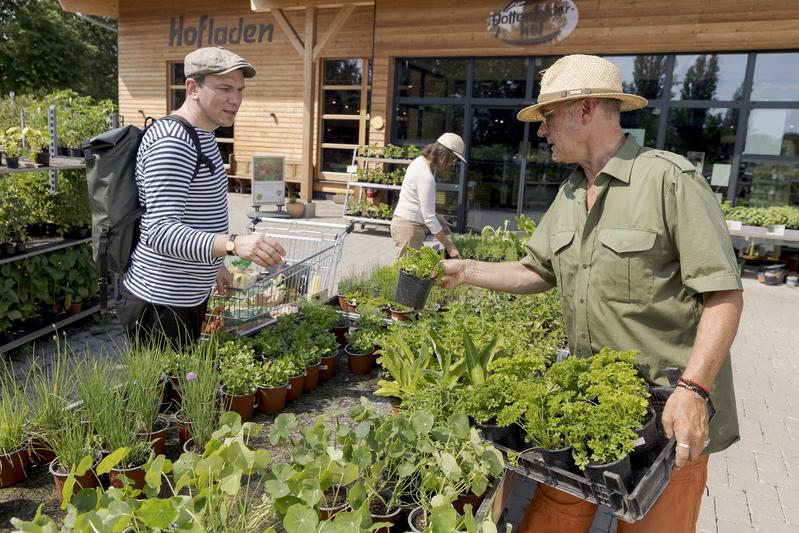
[[674, 442, 690, 469]]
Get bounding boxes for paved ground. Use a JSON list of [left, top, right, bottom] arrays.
[[4, 196, 799, 532]]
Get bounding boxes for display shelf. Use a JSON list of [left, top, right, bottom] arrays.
[[343, 215, 392, 225], [344, 148, 410, 226], [347, 181, 402, 191], [0, 237, 91, 266], [0, 304, 100, 357], [0, 156, 84, 175], [355, 156, 414, 165]]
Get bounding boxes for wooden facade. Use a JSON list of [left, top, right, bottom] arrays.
[[62, 0, 799, 198]]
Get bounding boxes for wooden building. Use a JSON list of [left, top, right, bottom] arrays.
[[60, 0, 799, 230]]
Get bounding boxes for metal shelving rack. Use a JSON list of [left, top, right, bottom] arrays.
[[342, 153, 412, 228], [0, 106, 99, 356]]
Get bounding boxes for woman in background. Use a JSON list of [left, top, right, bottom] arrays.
[[390, 133, 466, 258]]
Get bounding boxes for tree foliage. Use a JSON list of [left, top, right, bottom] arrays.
[[0, 0, 117, 103]]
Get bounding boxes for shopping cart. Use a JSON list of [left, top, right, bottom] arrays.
[[203, 219, 352, 337]]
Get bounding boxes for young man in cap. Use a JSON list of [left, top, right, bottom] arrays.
[[440, 54, 743, 532], [117, 47, 285, 347]]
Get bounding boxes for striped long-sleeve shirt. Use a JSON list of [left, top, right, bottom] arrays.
[[123, 120, 228, 306]]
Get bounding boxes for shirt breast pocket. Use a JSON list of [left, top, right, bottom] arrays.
[[596, 227, 658, 304], [550, 230, 577, 297]]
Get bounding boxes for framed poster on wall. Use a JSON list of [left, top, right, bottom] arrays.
[[252, 154, 285, 206]]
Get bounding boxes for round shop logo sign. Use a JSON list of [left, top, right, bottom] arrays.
[[487, 0, 579, 46]]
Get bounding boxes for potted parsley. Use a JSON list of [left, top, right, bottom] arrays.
[[394, 246, 444, 310]]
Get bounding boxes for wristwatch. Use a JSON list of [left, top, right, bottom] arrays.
[[226, 234, 238, 256]]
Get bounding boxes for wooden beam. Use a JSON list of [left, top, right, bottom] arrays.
[[313, 4, 355, 61], [250, 0, 371, 12], [272, 8, 305, 59], [301, 7, 317, 203]]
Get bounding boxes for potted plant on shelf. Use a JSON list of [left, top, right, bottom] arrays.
[[23, 127, 52, 167], [285, 193, 304, 218], [0, 367, 30, 488], [282, 354, 307, 402], [395, 246, 444, 310], [256, 357, 291, 414], [0, 127, 24, 168], [218, 340, 259, 421]]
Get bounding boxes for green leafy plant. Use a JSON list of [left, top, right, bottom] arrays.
[[0, 364, 28, 454], [178, 340, 222, 450], [22, 126, 51, 155], [347, 310, 384, 353], [123, 342, 168, 435], [0, 127, 23, 158], [257, 357, 292, 388], [219, 340, 259, 396], [396, 246, 444, 280]]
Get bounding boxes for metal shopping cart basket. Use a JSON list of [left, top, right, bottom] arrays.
[[203, 219, 352, 337]]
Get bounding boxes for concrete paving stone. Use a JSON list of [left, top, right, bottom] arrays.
[[745, 483, 784, 517], [742, 396, 772, 417], [755, 451, 792, 488], [727, 455, 759, 480], [777, 487, 799, 526], [787, 463, 799, 479], [750, 513, 799, 532], [714, 497, 752, 526], [739, 416, 765, 441], [782, 448, 799, 466], [716, 519, 756, 532], [787, 418, 799, 440]]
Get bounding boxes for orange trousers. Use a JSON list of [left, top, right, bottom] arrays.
[[517, 455, 709, 533]]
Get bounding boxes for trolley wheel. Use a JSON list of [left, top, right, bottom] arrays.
[[359, 223, 366, 231]]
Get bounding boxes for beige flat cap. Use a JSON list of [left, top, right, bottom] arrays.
[[184, 47, 256, 79]]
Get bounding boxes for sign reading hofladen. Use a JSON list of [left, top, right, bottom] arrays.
[[487, 0, 579, 46], [252, 155, 285, 206]]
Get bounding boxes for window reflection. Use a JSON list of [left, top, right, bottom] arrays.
[[744, 109, 799, 157], [604, 55, 667, 100], [738, 163, 799, 207], [751, 53, 799, 101], [620, 108, 659, 147], [324, 59, 363, 86], [473, 58, 528, 99], [672, 54, 745, 101], [394, 104, 465, 143], [397, 58, 468, 98], [666, 108, 738, 185]]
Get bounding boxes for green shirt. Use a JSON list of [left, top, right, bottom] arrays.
[[521, 135, 742, 453]]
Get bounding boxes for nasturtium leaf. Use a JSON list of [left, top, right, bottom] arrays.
[[430, 504, 457, 532], [219, 471, 243, 496], [283, 503, 319, 533], [145, 455, 166, 490], [96, 448, 129, 475], [71, 488, 99, 513], [448, 413, 471, 440], [326, 446, 344, 462], [440, 452, 461, 480], [412, 411, 434, 435], [75, 455, 94, 476], [137, 499, 177, 530], [265, 479, 290, 499]]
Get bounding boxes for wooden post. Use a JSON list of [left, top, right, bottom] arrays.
[[301, 7, 317, 203]]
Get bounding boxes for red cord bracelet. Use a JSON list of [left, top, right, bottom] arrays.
[[678, 376, 711, 397]]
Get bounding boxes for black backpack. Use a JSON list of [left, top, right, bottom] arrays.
[[83, 115, 216, 311]]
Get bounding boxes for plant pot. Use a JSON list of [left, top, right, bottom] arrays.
[[475, 420, 523, 451], [183, 438, 199, 454], [527, 445, 575, 471], [584, 453, 633, 491], [407, 506, 427, 533], [110, 462, 147, 490], [286, 202, 304, 218], [0, 242, 16, 257], [632, 408, 659, 465], [5, 156, 19, 169], [138, 417, 170, 457], [319, 488, 348, 520], [67, 303, 83, 316], [174, 412, 192, 447], [453, 490, 486, 515], [332, 319, 351, 347], [29, 438, 56, 467], [395, 270, 434, 310], [345, 344, 376, 375], [68, 147, 83, 158], [337, 294, 352, 313], [49, 458, 101, 503], [256, 383, 288, 414], [35, 151, 50, 167], [319, 354, 337, 381], [389, 307, 412, 322], [14, 241, 27, 255], [57, 146, 69, 156], [222, 390, 256, 421], [304, 362, 320, 391], [370, 503, 403, 533], [286, 372, 305, 402], [0, 446, 29, 487]]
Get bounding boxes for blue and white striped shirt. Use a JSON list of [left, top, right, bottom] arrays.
[[123, 119, 228, 306]]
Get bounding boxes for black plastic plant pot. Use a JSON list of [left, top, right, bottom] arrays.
[[530, 445, 575, 471], [5, 156, 19, 169], [584, 453, 634, 491], [35, 151, 50, 167], [0, 243, 16, 257], [395, 270, 434, 310], [475, 420, 523, 450], [632, 408, 659, 465]]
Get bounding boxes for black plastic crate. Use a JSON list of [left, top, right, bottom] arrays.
[[490, 437, 676, 523]]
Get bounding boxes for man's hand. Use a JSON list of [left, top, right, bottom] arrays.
[[234, 234, 286, 268], [439, 258, 469, 288], [662, 386, 710, 468], [215, 266, 233, 296], [445, 242, 461, 259]]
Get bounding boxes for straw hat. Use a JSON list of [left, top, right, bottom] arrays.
[[436, 133, 467, 163], [517, 55, 648, 122]]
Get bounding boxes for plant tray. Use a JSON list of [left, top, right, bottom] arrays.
[[490, 437, 676, 524]]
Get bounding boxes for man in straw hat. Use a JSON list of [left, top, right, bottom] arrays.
[[441, 54, 742, 532]]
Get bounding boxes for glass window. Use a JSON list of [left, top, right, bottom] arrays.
[[324, 59, 363, 86], [394, 104, 464, 143], [321, 148, 354, 173], [323, 90, 361, 115], [744, 109, 799, 157], [751, 52, 799, 101], [671, 54, 746, 101], [738, 162, 799, 207], [397, 58, 467, 98], [466, 107, 523, 230], [322, 120, 359, 144], [171, 63, 186, 85], [666, 108, 739, 182], [473, 58, 528, 99], [523, 141, 571, 221], [531, 57, 559, 100], [620, 107, 660, 147], [604, 55, 668, 100]]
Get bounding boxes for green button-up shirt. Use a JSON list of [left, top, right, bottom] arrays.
[[521, 135, 743, 453]]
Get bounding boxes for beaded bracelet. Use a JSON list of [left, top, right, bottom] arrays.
[[676, 381, 716, 421], [678, 376, 711, 396]]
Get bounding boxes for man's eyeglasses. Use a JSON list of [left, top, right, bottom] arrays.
[[540, 100, 578, 126]]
